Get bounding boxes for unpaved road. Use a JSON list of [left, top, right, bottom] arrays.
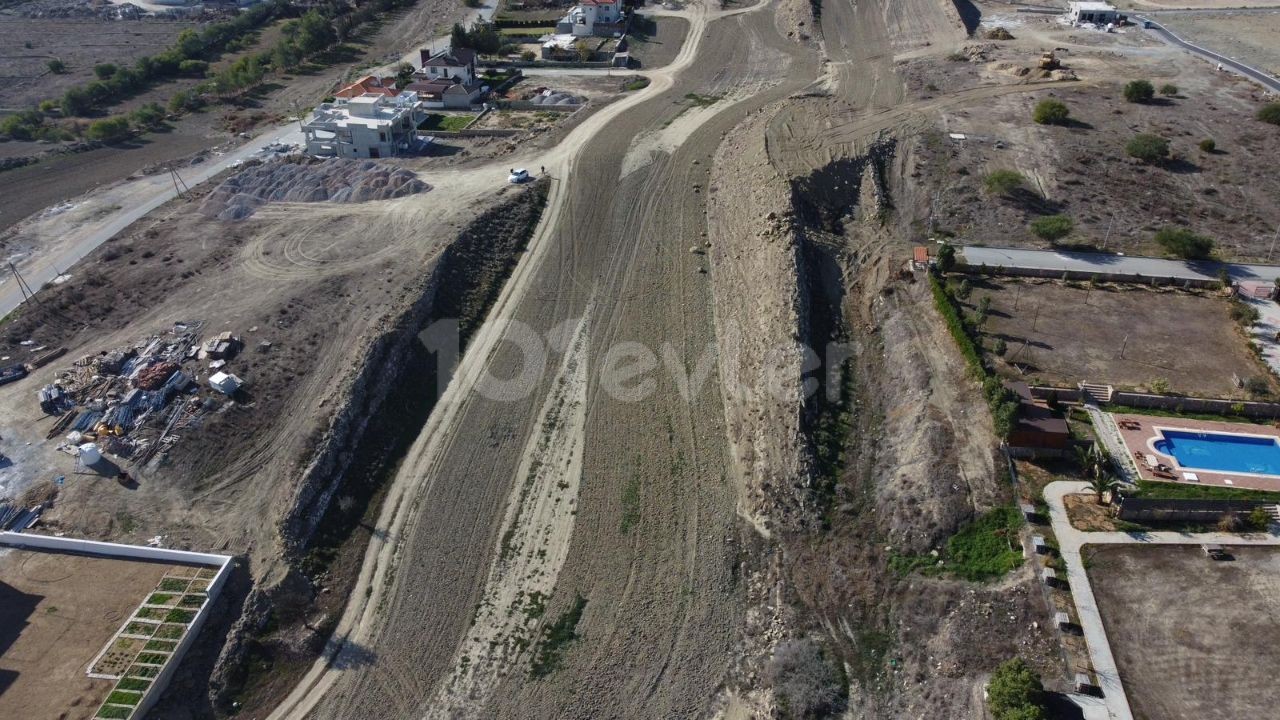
[[269, 1, 827, 718]]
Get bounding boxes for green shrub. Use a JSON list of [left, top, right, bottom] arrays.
[[47, 58, 66, 74], [936, 242, 956, 272], [1199, 138, 1216, 152], [928, 274, 984, 377], [94, 63, 118, 80], [116, 677, 151, 692], [1030, 214, 1073, 242], [1123, 79, 1154, 103], [96, 705, 131, 719], [86, 116, 132, 143], [1154, 226, 1212, 259], [164, 608, 196, 624], [1126, 133, 1169, 163], [1248, 506, 1272, 530], [947, 507, 1025, 581], [984, 169, 1025, 196], [520, 49, 536, 61], [1031, 98, 1069, 125], [1159, 83, 1178, 96], [130, 103, 167, 130], [1257, 102, 1280, 125], [987, 658, 1047, 720], [993, 338, 1008, 356]]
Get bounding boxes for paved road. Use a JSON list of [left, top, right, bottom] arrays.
[[1044, 481, 1280, 720], [1136, 15, 1280, 93], [961, 245, 1280, 284], [0, 126, 302, 321]]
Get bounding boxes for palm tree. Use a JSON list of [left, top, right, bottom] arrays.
[[1074, 442, 1112, 484], [1089, 474, 1120, 505]]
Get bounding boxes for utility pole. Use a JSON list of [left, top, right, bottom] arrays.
[[1102, 216, 1114, 251], [8, 262, 39, 305], [1267, 225, 1279, 263], [168, 166, 190, 198], [1119, 333, 1129, 360]]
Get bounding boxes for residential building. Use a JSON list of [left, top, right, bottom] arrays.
[[402, 78, 481, 109], [335, 75, 399, 101], [417, 47, 477, 85], [1005, 381, 1071, 453], [1067, 1, 1121, 25], [302, 92, 424, 159], [555, 0, 624, 37]]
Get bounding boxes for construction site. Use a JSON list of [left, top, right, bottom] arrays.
[[1, 0, 1279, 718]]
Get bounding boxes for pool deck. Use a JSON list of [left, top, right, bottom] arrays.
[[1113, 413, 1280, 492]]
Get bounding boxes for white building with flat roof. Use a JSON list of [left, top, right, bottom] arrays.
[[1068, 1, 1121, 25], [302, 92, 425, 159]]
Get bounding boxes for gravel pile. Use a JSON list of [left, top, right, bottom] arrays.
[[201, 158, 429, 221]]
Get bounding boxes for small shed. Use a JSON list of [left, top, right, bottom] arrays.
[[1005, 381, 1071, 451], [912, 246, 930, 270], [208, 371, 243, 395]]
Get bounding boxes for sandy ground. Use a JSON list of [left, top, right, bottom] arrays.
[[1123, 0, 1280, 7], [0, 548, 179, 719], [907, 9, 1280, 261], [1089, 544, 1280, 720], [1157, 10, 1280, 76], [975, 278, 1272, 396]]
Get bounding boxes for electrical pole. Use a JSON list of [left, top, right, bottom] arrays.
[[1267, 225, 1279, 263], [8, 263, 39, 305], [1102, 216, 1114, 251]]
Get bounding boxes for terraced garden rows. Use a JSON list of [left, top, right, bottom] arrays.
[[92, 566, 218, 720]]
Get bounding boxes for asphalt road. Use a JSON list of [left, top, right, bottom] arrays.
[[960, 245, 1280, 284], [1136, 15, 1280, 93]]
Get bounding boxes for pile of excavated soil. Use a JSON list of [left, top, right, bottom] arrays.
[[200, 157, 429, 221]]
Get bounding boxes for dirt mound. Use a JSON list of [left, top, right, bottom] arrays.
[[985, 27, 1014, 41], [200, 157, 429, 221]]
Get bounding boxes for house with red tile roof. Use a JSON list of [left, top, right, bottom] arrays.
[[335, 75, 399, 100]]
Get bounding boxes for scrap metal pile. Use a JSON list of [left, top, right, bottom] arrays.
[[38, 320, 247, 467]]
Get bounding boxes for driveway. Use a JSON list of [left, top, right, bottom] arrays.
[[1043, 480, 1280, 720], [961, 245, 1280, 285], [1244, 296, 1280, 377]]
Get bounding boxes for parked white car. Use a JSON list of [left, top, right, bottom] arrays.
[[508, 168, 530, 184]]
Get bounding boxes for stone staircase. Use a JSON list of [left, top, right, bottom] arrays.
[[1078, 381, 1114, 404], [1266, 505, 1280, 522]]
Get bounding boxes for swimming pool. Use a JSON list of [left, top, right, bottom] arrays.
[[1153, 429, 1280, 476]]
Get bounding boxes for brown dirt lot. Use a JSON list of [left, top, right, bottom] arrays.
[[0, 548, 185, 719], [1088, 544, 1280, 720], [970, 277, 1272, 397], [909, 11, 1280, 261], [0, 16, 194, 109]]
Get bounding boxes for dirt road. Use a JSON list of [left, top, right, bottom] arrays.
[[269, 2, 826, 718]]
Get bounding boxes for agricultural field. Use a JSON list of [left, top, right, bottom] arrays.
[[1089, 544, 1280, 720], [967, 277, 1272, 397]]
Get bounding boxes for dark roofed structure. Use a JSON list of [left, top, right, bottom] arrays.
[[1006, 380, 1070, 450]]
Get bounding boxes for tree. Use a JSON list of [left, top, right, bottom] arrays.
[[956, 277, 971, 300], [61, 86, 92, 116], [987, 658, 1047, 720], [1030, 215, 1073, 242], [1032, 98, 1069, 125], [451, 22, 469, 51], [1259, 102, 1280, 126], [521, 49, 536, 62], [168, 89, 203, 113], [1125, 133, 1169, 164], [1123, 79, 1155, 103], [85, 116, 132, 143], [294, 11, 336, 56], [1088, 473, 1120, 504], [1159, 83, 1178, 96], [1199, 138, 1216, 153], [94, 63, 118, 80], [46, 58, 67, 74], [1154, 226, 1213, 259], [993, 338, 1008, 356], [936, 242, 956, 273], [984, 169, 1025, 196], [993, 400, 1020, 439], [129, 103, 166, 130], [178, 59, 209, 77]]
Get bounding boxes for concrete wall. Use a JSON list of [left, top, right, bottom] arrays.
[[0, 533, 232, 720], [1027, 385, 1280, 419], [956, 262, 1222, 289]]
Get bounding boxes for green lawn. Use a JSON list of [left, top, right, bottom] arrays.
[[499, 26, 556, 36], [890, 507, 1025, 581], [419, 113, 476, 132]]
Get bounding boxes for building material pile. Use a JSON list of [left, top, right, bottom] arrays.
[[199, 157, 429, 221], [36, 320, 251, 466]]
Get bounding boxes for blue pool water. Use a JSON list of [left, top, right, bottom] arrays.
[[1153, 430, 1280, 476]]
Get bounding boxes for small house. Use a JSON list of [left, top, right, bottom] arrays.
[[1068, 1, 1121, 25], [556, 0, 624, 37], [1005, 381, 1071, 452], [403, 78, 480, 110], [335, 75, 399, 101], [417, 47, 477, 85]]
